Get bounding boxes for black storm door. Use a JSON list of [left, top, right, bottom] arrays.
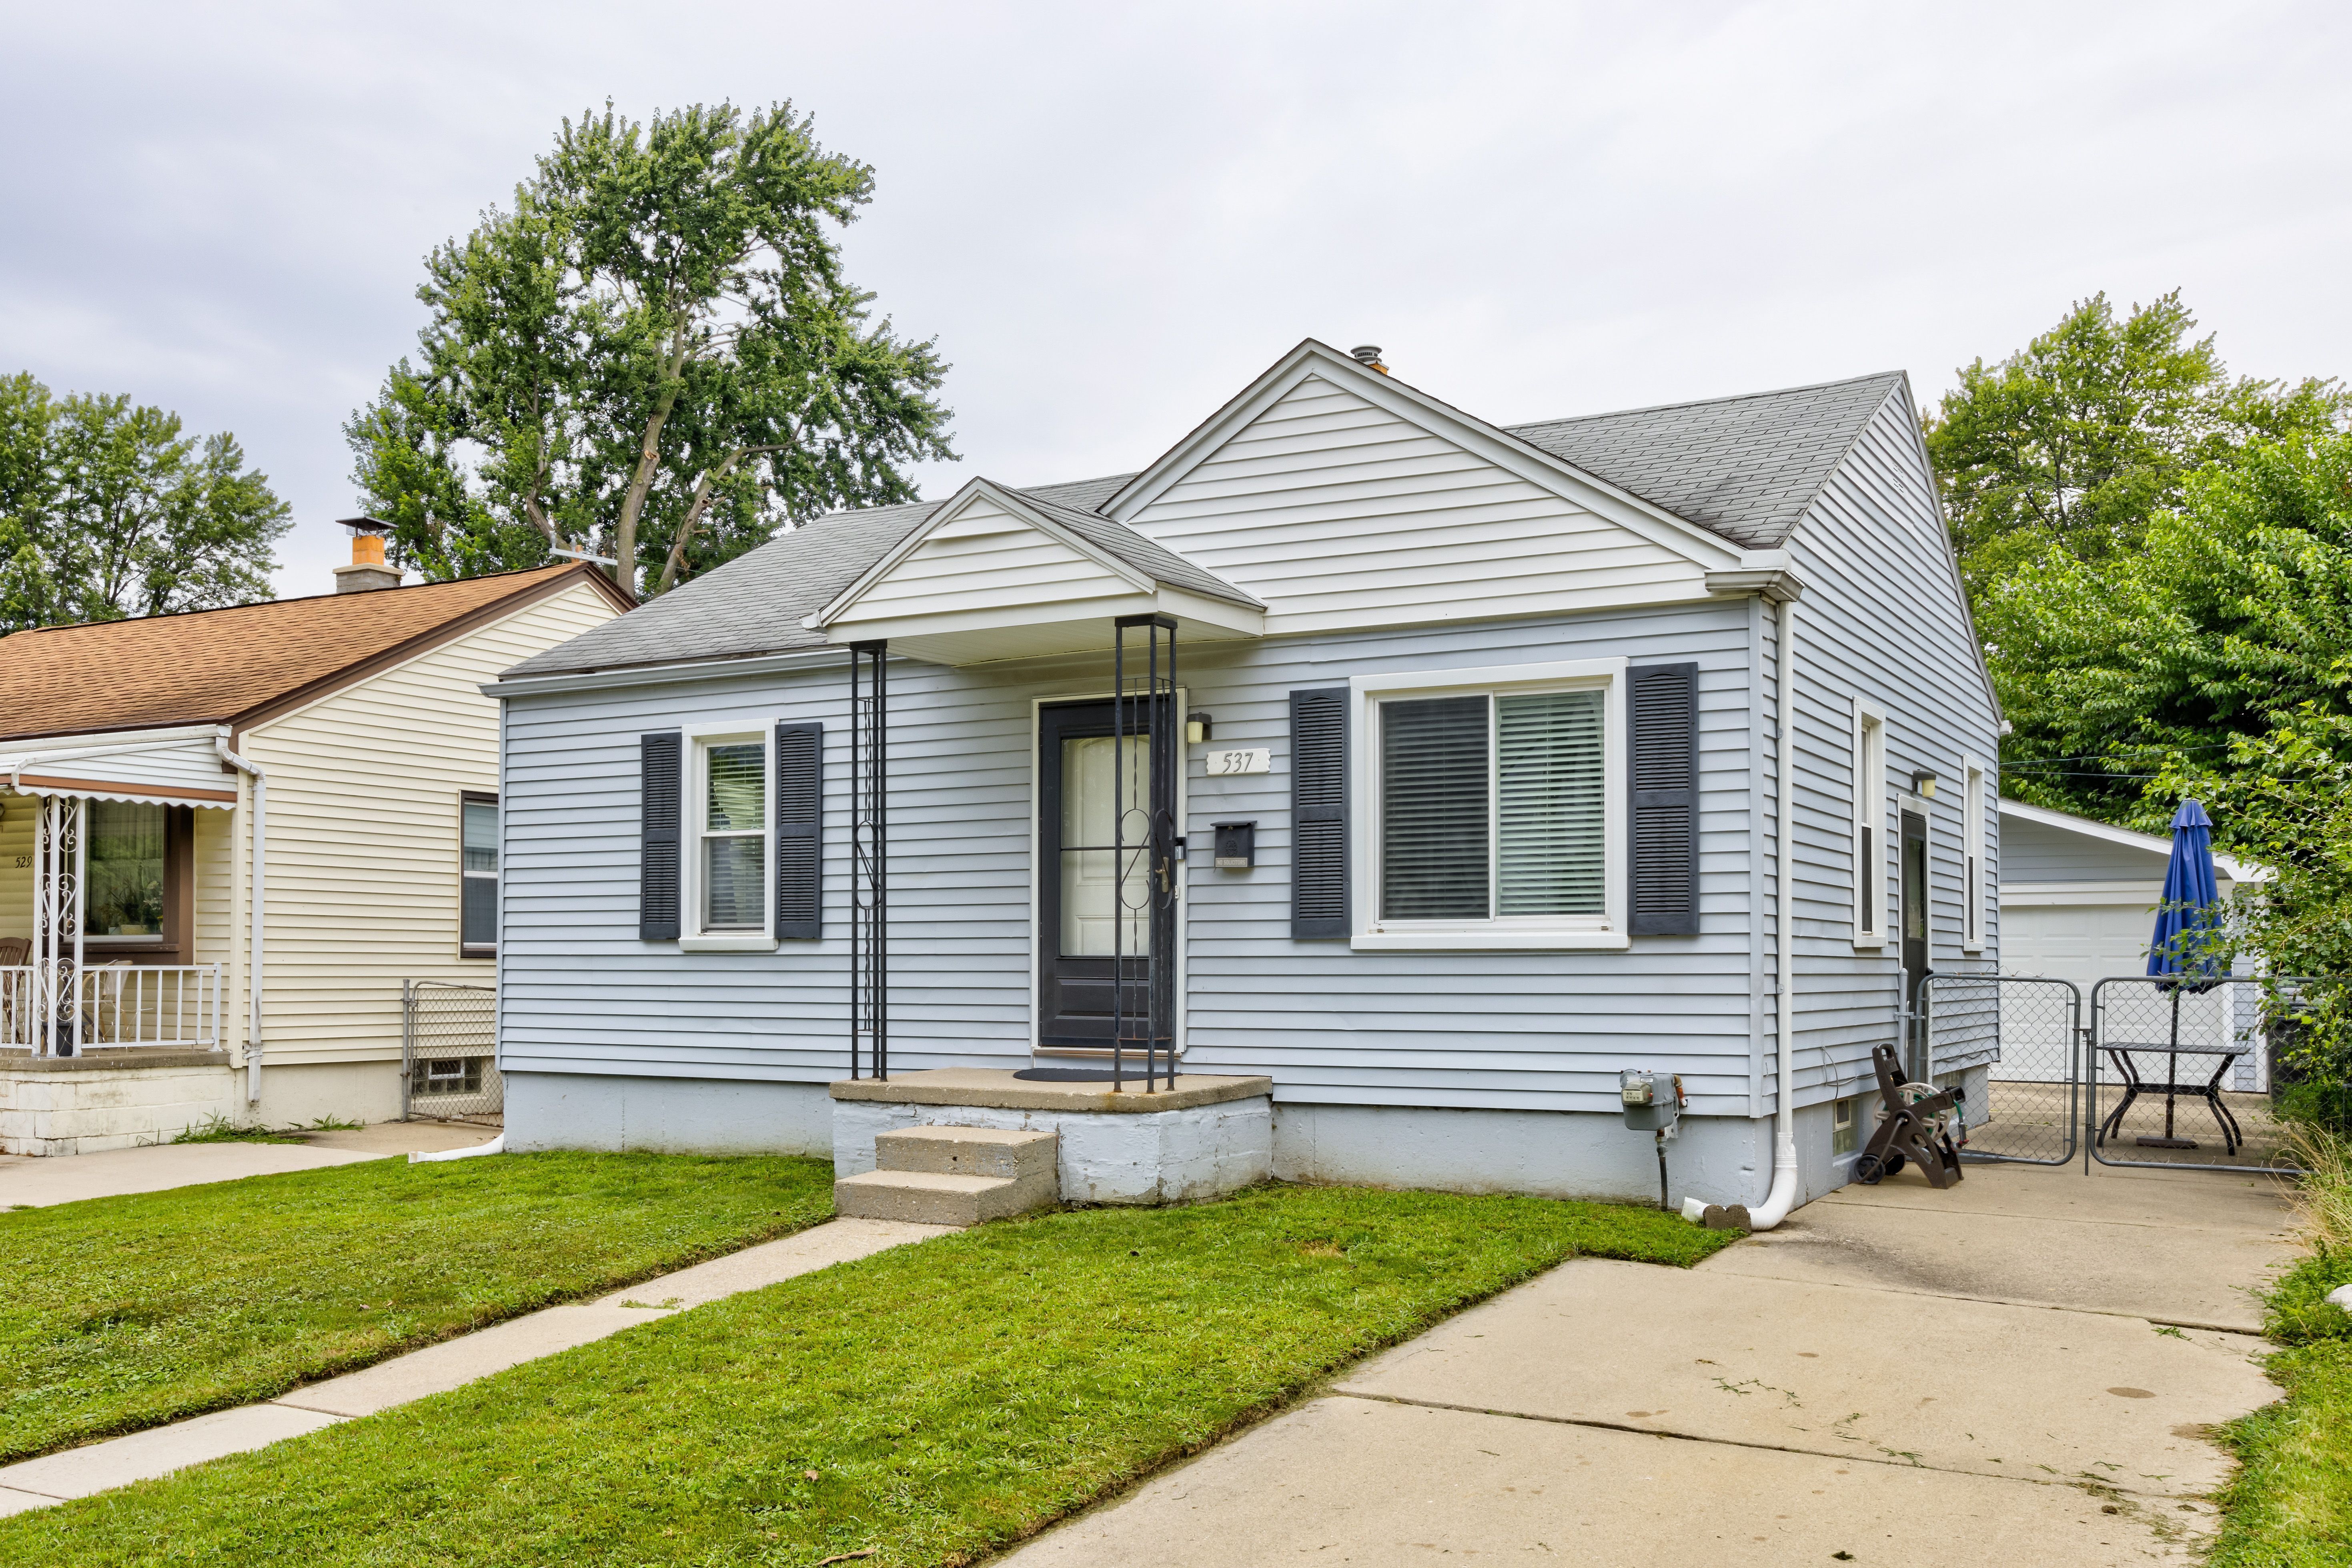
[[1038, 699, 1157, 1049]]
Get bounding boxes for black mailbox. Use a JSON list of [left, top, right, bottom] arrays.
[[1210, 821, 1256, 869]]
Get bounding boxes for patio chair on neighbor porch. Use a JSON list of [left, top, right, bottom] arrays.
[[0, 937, 29, 1051]]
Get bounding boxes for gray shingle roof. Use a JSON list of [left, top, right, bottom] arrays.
[[1504, 372, 1904, 550], [503, 372, 1902, 680]]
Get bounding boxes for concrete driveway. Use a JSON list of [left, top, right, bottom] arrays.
[[0, 1121, 497, 1208], [1001, 1160, 2300, 1567]]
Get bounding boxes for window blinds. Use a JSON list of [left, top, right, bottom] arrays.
[[1497, 689, 1606, 916], [1380, 695, 1491, 921]]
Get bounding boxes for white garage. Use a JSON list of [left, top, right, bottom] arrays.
[[1997, 799, 2268, 1088]]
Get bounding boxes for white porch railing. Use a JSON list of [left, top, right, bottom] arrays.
[[0, 963, 225, 1054]]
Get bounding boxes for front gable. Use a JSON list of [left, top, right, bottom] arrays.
[[1106, 342, 1748, 637], [808, 480, 1262, 665]]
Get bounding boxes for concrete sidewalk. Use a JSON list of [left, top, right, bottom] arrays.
[[1003, 1161, 2300, 1567], [0, 1120, 497, 1208], [0, 1214, 951, 1516]]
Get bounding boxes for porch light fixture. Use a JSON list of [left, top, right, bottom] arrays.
[[1186, 711, 1212, 745], [1911, 769, 1939, 799]]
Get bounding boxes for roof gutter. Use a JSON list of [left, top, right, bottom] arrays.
[[214, 733, 266, 1105], [483, 647, 849, 700]]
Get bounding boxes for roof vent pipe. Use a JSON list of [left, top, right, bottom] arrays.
[[1350, 345, 1388, 375]]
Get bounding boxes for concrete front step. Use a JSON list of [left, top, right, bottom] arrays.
[[875, 1124, 1056, 1182], [835, 1168, 1057, 1228]]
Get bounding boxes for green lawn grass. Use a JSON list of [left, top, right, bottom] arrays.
[[2207, 1124, 2352, 1567], [0, 1152, 837, 1464], [0, 1184, 1727, 1567]]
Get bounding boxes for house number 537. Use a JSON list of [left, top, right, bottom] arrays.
[[1203, 748, 1272, 776]]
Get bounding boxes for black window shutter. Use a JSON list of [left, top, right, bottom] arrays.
[[774, 721, 823, 940], [1628, 663, 1700, 936], [639, 731, 683, 941], [1290, 687, 1350, 939]]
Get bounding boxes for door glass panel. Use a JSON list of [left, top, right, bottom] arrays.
[[1902, 828, 1927, 942], [1059, 735, 1150, 957]]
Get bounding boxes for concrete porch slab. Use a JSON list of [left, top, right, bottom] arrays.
[[998, 1394, 2208, 1567], [1334, 1257, 2274, 1496], [829, 1067, 1270, 1113]]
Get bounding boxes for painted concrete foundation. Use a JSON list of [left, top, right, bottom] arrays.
[[250, 1060, 405, 1129], [1, 1053, 239, 1156], [830, 1073, 1272, 1206], [504, 1071, 833, 1156]]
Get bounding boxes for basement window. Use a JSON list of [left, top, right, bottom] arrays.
[[1833, 1097, 1857, 1155]]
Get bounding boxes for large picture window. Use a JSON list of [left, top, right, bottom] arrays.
[[87, 802, 167, 941], [699, 738, 768, 934], [1362, 666, 1620, 946], [461, 794, 498, 958]]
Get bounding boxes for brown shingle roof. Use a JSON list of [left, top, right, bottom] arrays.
[[0, 564, 625, 744]]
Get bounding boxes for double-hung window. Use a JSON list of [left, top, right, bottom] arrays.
[[696, 736, 769, 937], [460, 793, 498, 958], [1356, 661, 1626, 949], [1961, 755, 1985, 951]]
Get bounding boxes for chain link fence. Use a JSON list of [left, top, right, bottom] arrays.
[[1926, 974, 2081, 1165], [401, 980, 502, 1122], [2089, 975, 2302, 1173]]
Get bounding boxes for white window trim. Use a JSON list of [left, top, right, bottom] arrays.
[[1348, 657, 1630, 952], [460, 793, 499, 959], [1961, 753, 1985, 952], [679, 718, 779, 953], [1852, 701, 1887, 949]]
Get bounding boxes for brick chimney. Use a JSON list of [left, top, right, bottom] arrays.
[[334, 517, 402, 593]]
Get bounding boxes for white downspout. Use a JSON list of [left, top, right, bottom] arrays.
[[1745, 599, 1802, 1230], [216, 734, 266, 1105]]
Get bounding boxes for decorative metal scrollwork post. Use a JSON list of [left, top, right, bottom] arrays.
[[849, 641, 888, 1080], [1112, 613, 1179, 1092], [33, 794, 84, 1058]]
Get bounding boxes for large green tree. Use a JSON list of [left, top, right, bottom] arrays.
[[1926, 290, 2345, 597], [1982, 427, 2352, 821], [0, 372, 289, 634], [347, 100, 955, 597]]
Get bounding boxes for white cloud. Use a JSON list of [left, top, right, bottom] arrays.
[[3, 0, 2345, 595]]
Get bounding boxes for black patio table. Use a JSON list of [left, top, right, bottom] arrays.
[[2097, 1036, 2252, 1154]]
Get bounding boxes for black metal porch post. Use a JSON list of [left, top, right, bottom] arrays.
[[850, 642, 888, 1080]]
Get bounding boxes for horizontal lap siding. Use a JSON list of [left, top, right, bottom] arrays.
[[1127, 375, 1711, 634], [500, 600, 1761, 1114], [837, 497, 1134, 623], [241, 582, 619, 1065], [1778, 389, 2003, 1107]]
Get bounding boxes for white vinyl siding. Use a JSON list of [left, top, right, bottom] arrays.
[[231, 579, 620, 1065], [829, 495, 1136, 627], [1126, 374, 1710, 636]]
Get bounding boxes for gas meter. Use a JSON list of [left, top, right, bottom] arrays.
[[1620, 1069, 1686, 1211]]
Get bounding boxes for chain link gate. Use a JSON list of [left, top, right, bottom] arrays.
[[2089, 976, 2312, 1174], [401, 980, 502, 1121], [1923, 974, 2081, 1165]]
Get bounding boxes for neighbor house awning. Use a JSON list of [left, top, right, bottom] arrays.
[[0, 724, 241, 808], [803, 478, 1264, 665]]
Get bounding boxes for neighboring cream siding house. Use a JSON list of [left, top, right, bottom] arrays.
[[1, 551, 630, 1154]]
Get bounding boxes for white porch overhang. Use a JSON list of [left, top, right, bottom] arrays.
[[0, 724, 240, 808], [803, 478, 1265, 665]]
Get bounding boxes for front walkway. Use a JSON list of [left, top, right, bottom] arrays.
[[0, 1120, 496, 1207], [1003, 1161, 2299, 1566]]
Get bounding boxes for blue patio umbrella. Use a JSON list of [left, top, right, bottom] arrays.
[[2142, 799, 2225, 1142], [2148, 798, 2224, 983]]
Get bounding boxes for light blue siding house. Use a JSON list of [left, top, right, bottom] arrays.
[[488, 340, 2000, 1217]]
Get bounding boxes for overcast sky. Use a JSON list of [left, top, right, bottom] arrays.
[[6, 0, 2348, 597]]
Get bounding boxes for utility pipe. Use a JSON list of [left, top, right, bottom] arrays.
[[410, 1132, 505, 1164], [215, 735, 266, 1105], [1745, 599, 1802, 1230]]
